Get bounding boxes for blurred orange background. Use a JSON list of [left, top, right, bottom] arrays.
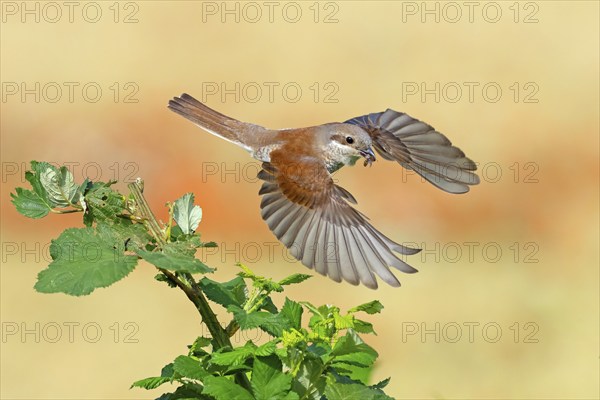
[[1, 1, 598, 399]]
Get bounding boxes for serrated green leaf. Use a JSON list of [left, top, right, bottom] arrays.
[[332, 354, 377, 369], [27, 161, 54, 199], [280, 298, 303, 331], [105, 218, 153, 252], [281, 329, 306, 348], [282, 392, 300, 400], [251, 355, 293, 400], [228, 305, 289, 336], [10, 188, 51, 218], [291, 358, 326, 400], [168, 236, 203, 256], [173, 355, 208, 380], [210, 343, 256, 366], [331, 330, 376, 358], [259, 279, 284, 293], [349, 301, 384, 315], [237, 263, 256, 279], [334, 313, 355, 330], [370, 377, 391, 390], [202, 376, 254, 400], [34, 225, 138, 296], [303, 302, 330, 320], [199, 276, 247, 309], [259, 296, 278, 313], [169, 224, 184, 240], [173, 193, 202, 234], [136, 243, 213, 274], [255, 340, 278, 357], [324, 382, 392, 400], [353, 319, 375, 335], [130, 376, 171, 390], [156, 383, 207, 400], [189, 336, 212, 353], [83, 181, 124, 223], [330, 362, 373, 386], [161, 362, 176, 378], [131, 362, 175, 391], [278, 273, 312, 286], [40, 165, 80, 207], [330, 331, 378, 385], [11, 161, 60, 218]]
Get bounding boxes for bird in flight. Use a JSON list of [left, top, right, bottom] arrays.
[[168, 94, 479, 289]]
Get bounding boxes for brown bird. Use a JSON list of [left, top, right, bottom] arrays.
[[168, 93, 479, 289]]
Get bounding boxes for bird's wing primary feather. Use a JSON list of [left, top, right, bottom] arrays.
[[345, 110, 480, 194], [258, 155, 420, 289]]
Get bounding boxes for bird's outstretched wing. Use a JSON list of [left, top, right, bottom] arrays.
[[345, 110, 480, 193], [258, 154, 420, 289]]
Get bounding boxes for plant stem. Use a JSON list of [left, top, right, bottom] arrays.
[[128, 180, 166, 245], [51, 208, 82, 214], [127, 180, 252, 391]]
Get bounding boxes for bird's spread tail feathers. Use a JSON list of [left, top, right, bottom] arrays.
[[168, 93, 265, 151]]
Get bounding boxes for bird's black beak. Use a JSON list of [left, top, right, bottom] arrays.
[[360, 148, 376, 167]]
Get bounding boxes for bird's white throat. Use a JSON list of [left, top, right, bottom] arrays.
[[324, 141, 360, 173]]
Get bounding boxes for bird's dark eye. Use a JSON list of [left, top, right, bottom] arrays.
[[345, 136, 354, 144]]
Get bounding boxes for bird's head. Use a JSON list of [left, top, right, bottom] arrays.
[[322, 124, 376, 169]]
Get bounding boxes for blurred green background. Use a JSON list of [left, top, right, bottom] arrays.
[[1, 1, 598, 399]]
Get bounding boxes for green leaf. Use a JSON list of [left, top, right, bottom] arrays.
[[189, 336, 212, 357], [210, 343, 256, 366], [282, 392, 300, 400], [132, 362, 175, 390], [349, 301, 384, 315], [168, 236, 204, 256], [237, 263, 257, 279], [291, 358, 326, 400], [173, 355, 208, 380], [136, 243, 213, 274], [334, 313, 355, 330], [259, 296, 278, 313], [280, 298, 303, 331], [156, 383, 207, 400], [83, 181, 125, 224], [324, 382, 393, 400], [11, 161, 61, 218], [370, 378, 391, 390], [255, 340, 278, 357], [330, 362, 373, 386], [303, 302, 331, 322], [281, 329, 306, 348], [353, 319, 375, 335], [130, 376, 171, 390], [251, 355, 293, 400], [228, 305, 289, 336], [173, 193, 202, 234], [27, 161, 55, 200], [40, 165, 80, 207], [10, 187, 52, 218], [329, 330, 378, 384], [201, 376, 254, 400], [34, 225, 138, 296], [331, 330, 377, 358], [199, 276, 247, 309], [105, 218, 153, 252], [278, 273, 312, 286]]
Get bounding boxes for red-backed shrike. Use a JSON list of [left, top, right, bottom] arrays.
[[169, 94, 479, 289]]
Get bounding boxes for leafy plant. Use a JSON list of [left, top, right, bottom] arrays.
[[11, 161, 395, 400]]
